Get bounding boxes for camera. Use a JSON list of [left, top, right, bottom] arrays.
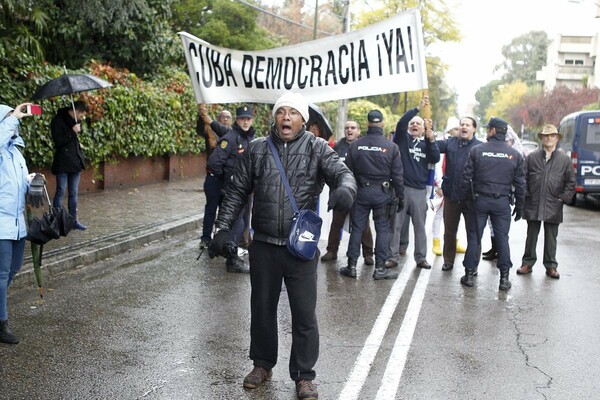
[[27, 104, 42, 115]]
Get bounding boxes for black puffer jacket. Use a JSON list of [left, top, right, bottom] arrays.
[[215, 127, 357, 246]]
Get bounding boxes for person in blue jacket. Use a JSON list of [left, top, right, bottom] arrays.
[[436, 117, 482, 271], [387, 96, 440, 269], [0, 102, 37, 344]]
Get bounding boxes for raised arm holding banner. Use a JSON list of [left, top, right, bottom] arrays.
[[179, 9, 428, 104]]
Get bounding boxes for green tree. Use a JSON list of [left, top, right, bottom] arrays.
[[497, 31, 549, 85], [474, 80, 502, 120], [485, 81, 528, 122], [172, 0, 278, 50], [39, 0, 181, 75], [0, 0, 49, 62], [352, 0, 461, 129]]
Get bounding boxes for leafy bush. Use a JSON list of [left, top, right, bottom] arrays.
[[1, 61, 275, 170]]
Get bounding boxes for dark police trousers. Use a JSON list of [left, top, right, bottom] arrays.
[[201, 173, 222, 241], [347, 186, 391, 265], [463, 195, 513, 273], [248, 240, 318, 381]]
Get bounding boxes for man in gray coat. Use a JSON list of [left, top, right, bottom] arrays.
[[517, 124, 576, 279]]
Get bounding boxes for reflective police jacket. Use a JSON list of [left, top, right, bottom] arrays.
[[437, 136, 482, 201], [462, 134, 526, 211], [206, 123, 255, 184], [393, 108, 440, 189], [215, 126, 356, 246], [345, 126, 404, 200]]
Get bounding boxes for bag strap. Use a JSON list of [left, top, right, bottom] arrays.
[[267, 136, 299, 214]]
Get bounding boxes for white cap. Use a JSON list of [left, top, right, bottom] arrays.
[[272, 92, 309, 122], [444, 117, 460, 133]]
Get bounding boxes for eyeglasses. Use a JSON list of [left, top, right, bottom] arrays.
[[275, 108, 302, 118]]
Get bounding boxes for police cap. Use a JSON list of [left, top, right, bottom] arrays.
[[485, 116, 508, 132], [368, 109, 384, 123], [236, 105, 253, 118]]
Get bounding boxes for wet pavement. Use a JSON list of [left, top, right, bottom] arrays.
[[14, 177, 206, 290], [4, 182, 600, 399]]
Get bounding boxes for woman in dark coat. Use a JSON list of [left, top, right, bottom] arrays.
[[51, 101, 88, 230]]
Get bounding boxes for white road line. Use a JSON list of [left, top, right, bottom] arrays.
[[375, 268, 431, 399], [337, 265, 413, 400]]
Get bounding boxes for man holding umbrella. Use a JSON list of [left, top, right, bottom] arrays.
[[50, 100, 89, 230]]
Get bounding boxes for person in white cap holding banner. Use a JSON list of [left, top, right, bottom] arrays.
[[209, 91, 356, 400]]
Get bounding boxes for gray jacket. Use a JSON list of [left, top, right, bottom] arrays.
[[522, 148, 575, 224]]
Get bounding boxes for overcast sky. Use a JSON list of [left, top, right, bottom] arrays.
[[427, 0, 600, 114]]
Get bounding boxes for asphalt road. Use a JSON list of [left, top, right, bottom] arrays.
[[2, 197, 600, 400]]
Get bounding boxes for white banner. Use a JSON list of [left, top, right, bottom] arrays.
[[178, 8, 427, 104]]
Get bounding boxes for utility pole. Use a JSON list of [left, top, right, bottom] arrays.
[[313, 0, 319, 40], [336, 1, 351, 140]]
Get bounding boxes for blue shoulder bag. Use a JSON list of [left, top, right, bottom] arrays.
[[267, 137, 322, 261]]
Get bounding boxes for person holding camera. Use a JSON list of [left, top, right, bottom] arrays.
[[50, 100, 89, 230], [0, 102, 45, 344], [209, 92, 356, 400]]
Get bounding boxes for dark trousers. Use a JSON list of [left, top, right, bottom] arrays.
[[347, 188, 390, 265], [248, 240, 319, 381], [443, 199, 468, 264], [463, 196, 512, 273], [522, 220, 559, 269], [201, 174, 222, 241], [325, 209, 373, 257], [53, 172, 81, 219]]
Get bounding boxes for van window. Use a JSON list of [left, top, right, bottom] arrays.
[[582, 117, 600, 149]]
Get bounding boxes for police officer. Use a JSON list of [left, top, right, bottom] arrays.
[[460, 117, 526, 291], [207, 105, 256, 273], [341, 110, 404, 280], [196, 106, 232, 250]]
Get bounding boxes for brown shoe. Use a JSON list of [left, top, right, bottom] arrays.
[[243, 366, 272, 389], [417, 260, 432, 269], [320, 251, 337, 262], [399, 250, 407, 256], [516, 265, 532, 275], [546, 268, 560, 279], [385, 259, 398, 268], [363, 255, 374, 265], [296, 379, 318, 399]]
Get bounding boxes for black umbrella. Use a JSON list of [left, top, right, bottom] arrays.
[[32, 73, 112, 101], [31, 73, 112, 121], [307, 104, 334, 141]]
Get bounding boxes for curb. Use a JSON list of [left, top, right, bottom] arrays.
[[13, 215, 201, 289]]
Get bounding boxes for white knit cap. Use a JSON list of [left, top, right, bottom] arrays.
[[272, 92, 309, 122], [444, 116, 460, 133]]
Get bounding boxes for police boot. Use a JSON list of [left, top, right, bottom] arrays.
[[373, 262, 398, 280], [499, 271, 512, 291], [226, 256, 250, 273], [460, 269, 475, 287], [0, 319, 19, 344], [482, 237, 498, 260], [340, 258, 357, 278]]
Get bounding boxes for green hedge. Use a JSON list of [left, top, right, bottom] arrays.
[[0, 61, 273, 170]]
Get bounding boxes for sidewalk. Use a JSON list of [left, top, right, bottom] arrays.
[[14, 177, 206, 289]]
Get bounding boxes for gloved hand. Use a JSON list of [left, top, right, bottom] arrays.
[[28, 173, 46, 208], [328, 186, 354, 212], [396, 198, 404, 213], [208, 229, 230, 259], [512, 208, 522, 222]]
